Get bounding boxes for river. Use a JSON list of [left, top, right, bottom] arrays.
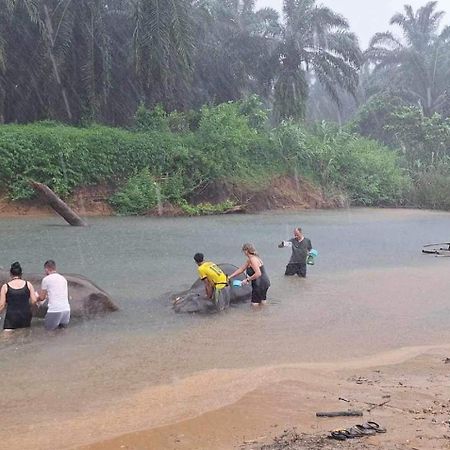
[[1, 208, 450, 449]]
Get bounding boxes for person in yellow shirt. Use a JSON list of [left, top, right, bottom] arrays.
[[194, 253, 230, 311]]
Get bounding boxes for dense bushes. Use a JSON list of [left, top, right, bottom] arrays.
[[0, 100, 413, 213], [274, 122, 408, 206], [353, 98, 450, 210]]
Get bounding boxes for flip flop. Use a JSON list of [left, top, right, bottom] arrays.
[[353, 424, 376, 436], [361, 421, 387, 433], [329, 429, 350, 440]]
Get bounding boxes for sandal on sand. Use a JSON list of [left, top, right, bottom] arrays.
[[353, 424, 376, 436], [330, 429, 351, 440], [329, 423, 382, 441], [361, 421, 387, 433]]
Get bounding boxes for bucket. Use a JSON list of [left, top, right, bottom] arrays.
[[307, 249, 318, 266], [232, 280, 242, 287]]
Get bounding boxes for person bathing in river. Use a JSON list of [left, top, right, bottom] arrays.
[[279, 227, 312, 278], [0, 262, 37, 331], [193, 253, 230, 311], [36, 260, 71, 330], [229, 243, 270, 306]]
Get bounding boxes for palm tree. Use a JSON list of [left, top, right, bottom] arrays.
[[190, 0, 281, 106], [133, 0, 195, 110], [273, 0, 362, 121], [0, 0, 43, 122], [366, 1, 450, 116]]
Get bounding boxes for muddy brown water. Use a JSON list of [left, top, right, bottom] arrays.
[[1, 208, 450, 449]]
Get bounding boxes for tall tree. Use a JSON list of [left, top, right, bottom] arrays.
[[190, 0, 281, 106], [273, 0, 361, 121], [133, 0, 195, 110], [0, 0, 42, 122], [366, 1, 450, 116]]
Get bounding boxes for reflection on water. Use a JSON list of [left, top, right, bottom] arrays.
[[2, 208, 450, 449]]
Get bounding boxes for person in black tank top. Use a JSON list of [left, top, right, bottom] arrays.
[[0, 262, 37, 330], [229, 243, 271, 306]]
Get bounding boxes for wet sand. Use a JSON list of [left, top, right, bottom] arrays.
[[84, 348, 450, 450]]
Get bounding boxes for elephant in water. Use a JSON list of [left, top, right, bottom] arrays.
[[172, 263, 252, 313], [0, 270, 118, 318]]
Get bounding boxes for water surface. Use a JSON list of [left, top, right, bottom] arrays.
[[1, 208, 450, 448]]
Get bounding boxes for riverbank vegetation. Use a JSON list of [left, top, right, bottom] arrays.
[[0, 1, 449, 214]]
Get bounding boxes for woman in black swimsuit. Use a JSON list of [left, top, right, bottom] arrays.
[[229, 243, 270, 306], [0, 262, 37, 330]]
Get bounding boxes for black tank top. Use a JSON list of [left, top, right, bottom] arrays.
[[247, 264, 270, 287], [6, 281, 30, 313]]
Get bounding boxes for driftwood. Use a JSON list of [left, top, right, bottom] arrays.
[[222, 205, 246, 214], [31, 181, 87, 226], [316, 410, 363, 418]]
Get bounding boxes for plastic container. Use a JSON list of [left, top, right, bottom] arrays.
[[232, 280, 242, 287], [307, 249, 318, 265]]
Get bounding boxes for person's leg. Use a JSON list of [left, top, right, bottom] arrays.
[[215, 287, 229, 311], [298, 263, 307, 278], [285, 264, 299, 276], [260, 284, 270, 305], [45, 312, 63, 331], [212, 288, 221, 310], [58, 311, 70, 328], [251, 287, 263, 306]]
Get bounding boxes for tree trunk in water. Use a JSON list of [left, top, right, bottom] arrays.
[[31, 182, 87, 227]]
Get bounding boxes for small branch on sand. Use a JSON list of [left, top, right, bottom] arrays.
[[30, 181, 87, 226], [366, 399, 391, 412], [316, 410, 363, 417]]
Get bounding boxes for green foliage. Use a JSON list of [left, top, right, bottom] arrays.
[[109, 168, 159, 215], [351, 94, 407, 145], [177, 199, 235, 216], [410, 159, 450, 210], [273, 121, 409, 206], [239, 95, 269, 132], [135, 103, 170, 132], [384, 106, 450, 168], [196, 102, 259, 179], [0, 98, 423, 213]]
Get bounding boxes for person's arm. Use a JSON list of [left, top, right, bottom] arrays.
[[278, 240, 292, 248], [229, 262, 248, 279], [0, 284, 6, 313], [307, 238, 312, 252], [28, 282, 37, 305], [37, 289, 48, 303]]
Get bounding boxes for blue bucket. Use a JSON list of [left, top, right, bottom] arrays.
[[309, 249, 318, 257], [232, 280, 242, 287]]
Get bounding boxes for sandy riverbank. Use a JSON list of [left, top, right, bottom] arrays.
[[82, 347, 450, 450]]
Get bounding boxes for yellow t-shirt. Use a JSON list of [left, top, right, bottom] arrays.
[[197, 262, 227, 290]]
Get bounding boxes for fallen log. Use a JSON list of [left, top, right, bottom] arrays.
[[316, 410, 363, 417], [30, 181, 87, 226]]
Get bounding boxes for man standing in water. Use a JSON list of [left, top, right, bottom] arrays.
[[279, 227, 312, 278], [37, 260, 71, 330], [193, 253, 230, 311]]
